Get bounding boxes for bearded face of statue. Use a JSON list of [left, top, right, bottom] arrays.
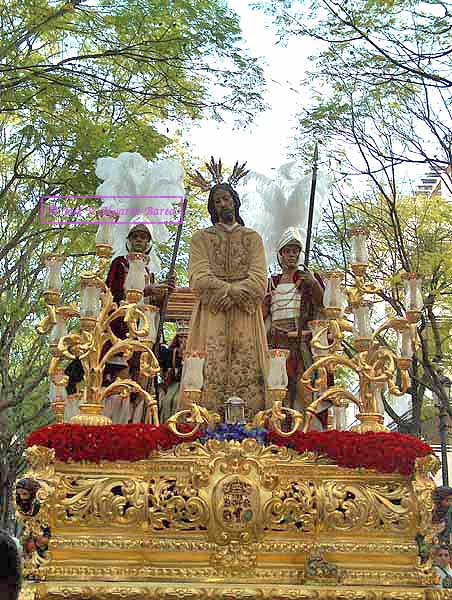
[[207, 183, 244, 226], [212, 188, 236, 225], [279, 243, 301, 271]]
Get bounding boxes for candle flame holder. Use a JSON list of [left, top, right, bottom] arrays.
[[37, 238, 160, 426], [300, 233, 422, 433]]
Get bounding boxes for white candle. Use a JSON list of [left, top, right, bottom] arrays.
[[96, 222, 113, 246], [353, 303, 372, 338], [183, 353, 206, 390], [49, 381, 57, 402], [51, 313, 67, 343], [139, 306, 159, 342], [333, 406, 346, 430], [50, 378, 67, 403], [323, 272, 344, 309], [399, 328, 412, 357], [44, 255, 65, 291], [350, 228, 369, 265], [267, 349, 289, 389], [96, 209, 117, 246], [56, 384, 67, 403], [404, 274, 423, 312], [80, 281, 101, 317], [125, 253, 146, 292]]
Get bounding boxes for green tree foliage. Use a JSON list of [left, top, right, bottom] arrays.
[[0, 0, 265, 529], [257, 0, 452, 435], [256, 0, 452, 180], [312, 179, 452, 437]]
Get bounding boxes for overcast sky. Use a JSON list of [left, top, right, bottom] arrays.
[[184, 1, 311, 177]]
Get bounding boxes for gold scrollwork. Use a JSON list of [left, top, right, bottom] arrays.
[[26, 447, 56, 480], [261, 479, 414, 535], [321, 481, 414, 533], [263, 480, 318, 533], [167, 402, 220, 438], [413, 455, 440, 542], [253, 398, 304, 438], [148, 477, 209, 531], [16, 439, 438, 597], [54, 476, 147, 527], [210, 540, 257, 577], [24, 584, 434, 600]]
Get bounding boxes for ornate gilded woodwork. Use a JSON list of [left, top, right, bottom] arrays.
[[21, 584, 452, 600], [54, 475, 148, 527], [17, 440, 442, 599]]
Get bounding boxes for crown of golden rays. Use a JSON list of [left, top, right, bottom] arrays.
[[190, 157, 249, 192]]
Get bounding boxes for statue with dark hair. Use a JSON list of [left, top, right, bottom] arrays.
[[0, 529, 21, 600], [207, 183, 245, 226], [181, 159, 269, 415]]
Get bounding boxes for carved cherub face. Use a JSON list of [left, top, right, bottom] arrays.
[[24, 537, 36, 555], [16, 488, 31, 502], [16, 478, 40, 513]]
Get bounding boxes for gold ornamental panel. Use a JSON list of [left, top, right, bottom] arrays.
[[17, 442, 440, 593], [21, 583, 452, 600]]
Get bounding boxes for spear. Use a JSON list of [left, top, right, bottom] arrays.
[[152, 192, 189, 412], [155, 192, 189, 348], [294, 143, 320, 410], [303, 142, 319, 269]]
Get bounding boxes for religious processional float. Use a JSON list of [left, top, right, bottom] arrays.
[[15, 153, 445, 600]]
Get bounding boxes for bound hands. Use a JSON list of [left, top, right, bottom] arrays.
[[213, 285, 248, 313]]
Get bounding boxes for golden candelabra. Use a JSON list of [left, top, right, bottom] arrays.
[[37, 214, 160, 426], [253, 349, 305, 437], [166, 352, 222, 436], [301, 227, 422, 433]]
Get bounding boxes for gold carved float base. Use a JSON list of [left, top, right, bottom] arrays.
[[21, 582, 452, 600], [18, 441, 444, 599]]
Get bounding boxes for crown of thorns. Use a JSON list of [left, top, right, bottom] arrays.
[[190, 157, 249, 192]]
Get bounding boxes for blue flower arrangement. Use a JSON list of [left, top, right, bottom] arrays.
[[200, 422, 268, 445]]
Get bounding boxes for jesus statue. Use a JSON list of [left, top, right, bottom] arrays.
[[182, 161, 269, 416]]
